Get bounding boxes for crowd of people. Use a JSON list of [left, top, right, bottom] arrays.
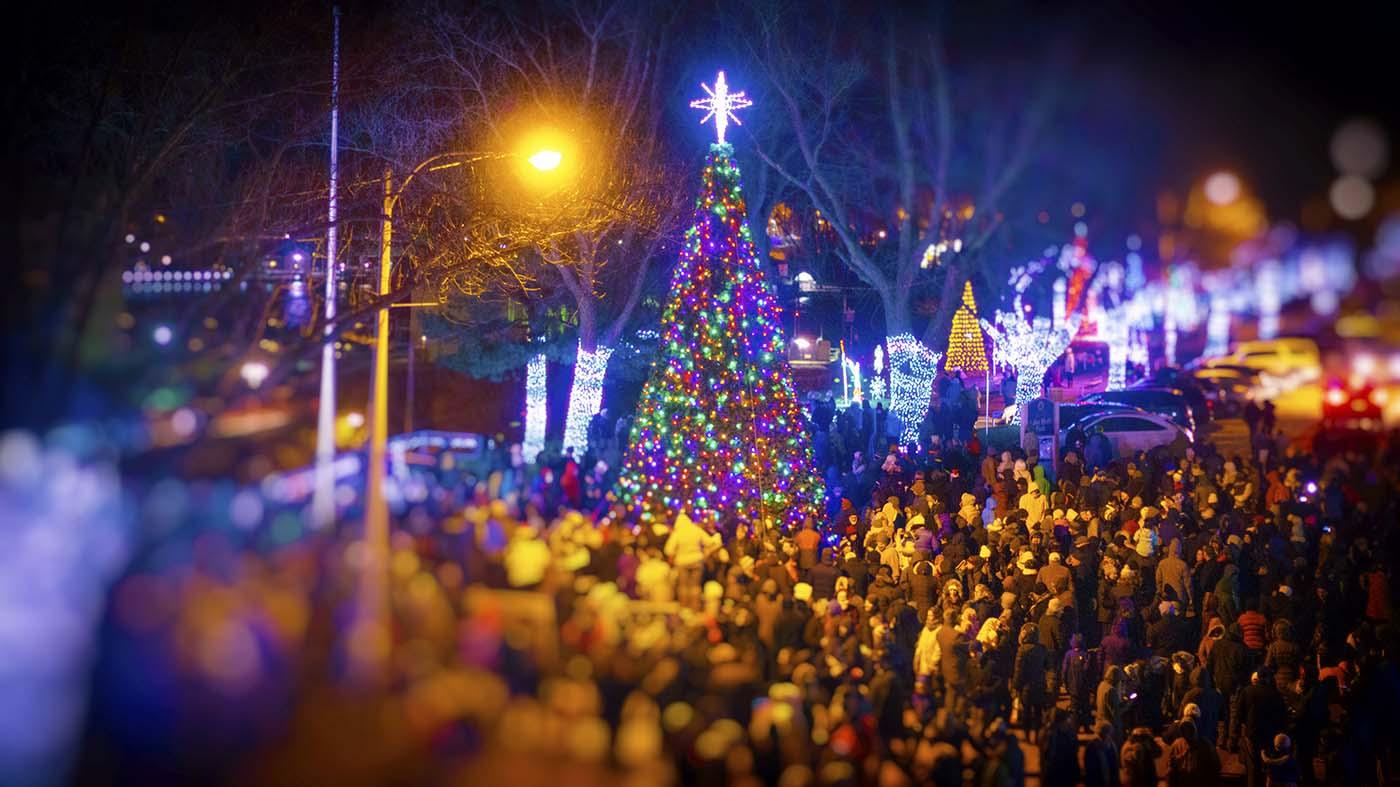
[[84, 398, 1399, 787], [431, 396, 1399, 786]]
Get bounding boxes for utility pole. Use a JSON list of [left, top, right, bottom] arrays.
[[367, 169, 393, 586], [311, 5, 341, 530], [350, 169, 393, 685]]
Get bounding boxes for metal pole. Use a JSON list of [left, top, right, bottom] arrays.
[[311, 5, 341, 529], [405, 324, 416, 435], [356, 169, 392, 682]]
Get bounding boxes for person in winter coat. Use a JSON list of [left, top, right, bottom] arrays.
[[1098, 558, 1122, 637], [753, 579, 783, 665], [664, 511, 717, 608], [1037, 552, 1073, 599], [1213, 564, 1241, 623], [906, 558, 938, 622], [1038, 598, 1070, 692], [1040, 708, 1083, 787], [1264, 619, 1300, 689], [1208, 623, 1248, 729], [1260, 733, 1301, 787], [1103, 619, 1135, 667], [809, 547, 841, 603], [1032, 463, 1052, 497], [1237, 669, 1288, 787], [1096, 664, 1129, 745], [1012, 623, 1050, 741], [1181, 666, 1223, 745], [867, 564, 902, 611], [1019, 484, 1049, 525], [1166, 719, 1222, 787], [1085, 721, 1123, 787], [794, 518, 822, 573], [958, 492, 981, 527], [1148, 601, 1196, 657], [1121, 726, 1162, 787], [1062, 633, 1095, 731], [914, 609, 942, 682], [1156, 539, 1192, 605]]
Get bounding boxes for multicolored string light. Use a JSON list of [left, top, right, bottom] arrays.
[[615, 141, 824, 531]]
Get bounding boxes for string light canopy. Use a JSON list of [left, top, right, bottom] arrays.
[[689, 70, 752, 145]]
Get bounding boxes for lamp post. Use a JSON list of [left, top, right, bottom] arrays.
[[353, 144, 570, 681]]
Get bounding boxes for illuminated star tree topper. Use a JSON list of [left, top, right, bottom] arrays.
[[690, 70, 753, 145]]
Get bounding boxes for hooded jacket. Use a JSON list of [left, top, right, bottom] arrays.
[[907, 560, 938, 621], [1155, 540, 1191, 603], [664, 512, 715, 568], [958, 492, 980, 527], [1180, 666, 1222, 743], [1207, 623, 1247, 698], [1012, 629, 1049, 702]]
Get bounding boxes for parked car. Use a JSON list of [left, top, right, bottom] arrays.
[[1066, 410, 1194, 456], [1191, 366, 1260, 391], [1129, 382, 1212, 427], [1079, 388, 1195, 433], [1057, 401, 1143, 430], [1188, 372, 1256, 415], [1204, 337, 1320, 377]]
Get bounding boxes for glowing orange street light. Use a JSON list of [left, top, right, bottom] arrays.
[[528, 148, 563, 171]]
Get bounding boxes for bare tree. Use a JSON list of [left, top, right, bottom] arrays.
[[733, 1, 1063, 439], [425, 0, 688, 453]]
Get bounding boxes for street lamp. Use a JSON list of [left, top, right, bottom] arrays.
[[354, 139, 572, 681], [528, 149, 563, 171]]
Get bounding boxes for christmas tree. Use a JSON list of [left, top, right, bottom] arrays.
[[944, 280, 988, 372], [615, 72, 823, 531]]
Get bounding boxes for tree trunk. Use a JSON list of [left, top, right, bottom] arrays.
[[879, 285, 940, 446], [879, 285, 912, 337], [1008, 362, 1050, 423], [922, 263, 968, 358], [563, 297, 613, 454], [523, 352, 549, 464]]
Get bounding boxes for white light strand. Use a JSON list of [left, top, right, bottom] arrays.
[[1164, 310, 1178, 368], [841, 356, 863, 405], [689, 70, 752, 145], [1102, 307, 1129, 391], [1205, 292, 1231, 359], [561, 343, 614, 454], [886, 333, 941, 446], [1052, 277, 1067, 330], [523, 353, 548, 464], [1255, 259, 1281, 340], [981, 311, 1079, 422], [868, 376, 887, 403]]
